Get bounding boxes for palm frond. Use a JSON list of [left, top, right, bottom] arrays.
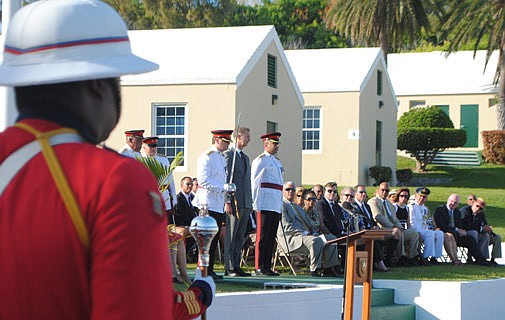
[[136, 151, 184, 192]]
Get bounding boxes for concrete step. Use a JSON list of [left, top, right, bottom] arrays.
[[371, 304, 416, 320], [371, 287, 416, 320], [431, 150, 480, 166]]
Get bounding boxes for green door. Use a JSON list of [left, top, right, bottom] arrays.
[[436, 105, 449, 117], [460, 104, 479, 147]]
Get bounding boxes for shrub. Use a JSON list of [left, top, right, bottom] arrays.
[[398, 105, 454, 129], [396, 169, 413, 185], [482, 130, 505, 164], [397, 106, 466, 172], [369, 166, 392, 185]]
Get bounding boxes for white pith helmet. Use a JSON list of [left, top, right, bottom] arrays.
[[0, 0, 158, 86]]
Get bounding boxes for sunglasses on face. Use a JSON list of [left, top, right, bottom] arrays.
[[326, 189, 336, 193], [285, 188, 295, 191], [305, 197, 317, 202], [399, 194, 408, 198], [358, 190, 367, 194], [380, 189, 390, 192], [344, 194, 354, 198], [296, 194, 302, 197]]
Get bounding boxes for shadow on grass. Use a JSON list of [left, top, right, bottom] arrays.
[[411, 165, 505, 189]]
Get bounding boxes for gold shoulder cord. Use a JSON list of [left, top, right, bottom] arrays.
[[15, 122, 90, 250]]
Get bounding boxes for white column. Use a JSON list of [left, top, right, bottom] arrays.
[[0, 0, 23, 131]]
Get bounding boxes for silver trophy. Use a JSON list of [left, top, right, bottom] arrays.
[[189, 204, 219, 272]]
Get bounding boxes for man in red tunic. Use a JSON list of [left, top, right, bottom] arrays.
[[0, 1, 214, 319]]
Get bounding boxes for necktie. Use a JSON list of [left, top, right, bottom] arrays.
[[239, 151, 247, 168], [383, 200, 392, 217], [449, 209, 455, 228], [189, 193, 194, 203], [330, 202, 336, 216]]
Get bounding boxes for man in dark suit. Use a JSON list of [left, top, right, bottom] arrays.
[[173, 176, 199, 283], [461, 197, 501, 265], [433, 194, 491, 266], [314, 182, 346, 238], [223, 127, 253, 277]]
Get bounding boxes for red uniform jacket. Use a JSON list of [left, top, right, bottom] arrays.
[[0, 119, 206, 319]]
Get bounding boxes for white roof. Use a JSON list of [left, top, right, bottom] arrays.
[[124, 25, 283, 86], [388, 50, 498, 96], [285, 47, 385, 92]]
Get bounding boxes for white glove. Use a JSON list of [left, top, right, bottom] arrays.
[[194, 267, 216, 297]]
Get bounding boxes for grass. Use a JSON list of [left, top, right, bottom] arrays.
[[395, 156, 505, 237]]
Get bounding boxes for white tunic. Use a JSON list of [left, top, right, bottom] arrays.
[[192, 146, 227, 214], [118, 144, 140, 159], [251, 152, 284, 213], [408, 203, 444, 258]]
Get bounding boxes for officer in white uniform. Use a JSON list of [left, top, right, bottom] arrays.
[[141, 137, 178, 214], [251, 132, 284, 276], [192, 129, 233, 279], [408, 187, 444, 263], [119, 129, 144, 158]]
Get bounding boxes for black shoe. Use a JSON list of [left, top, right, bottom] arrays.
[[266, 269, 280, 276], [478, 260, 495, 267], [490, 259, 499, 266], [418, 257, 429, 266], [235, 268, 251, 277], [227, 270, 238, 277], [429, 257, 440, 265], [397, 256, 411, 267], [208, 270, 223, 279], [310, 271, 320, 277], [322, 268, 338, 277]]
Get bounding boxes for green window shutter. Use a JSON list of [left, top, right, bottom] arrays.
[[268, 54, 277, 88], [377, 70, 383, 96]]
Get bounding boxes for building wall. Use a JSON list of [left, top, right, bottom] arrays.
[[396, 93, 497, 149], [360, 67, 398, 186], [107, 83, 236, 185], [236, 41, 303, 185], [301, 91, 360, 187]]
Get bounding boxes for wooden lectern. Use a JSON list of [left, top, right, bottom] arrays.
[[326, 229, 392, 320]]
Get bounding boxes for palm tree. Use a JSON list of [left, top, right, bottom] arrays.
[[325, 0, 432, 64], [443, 0, 505, 130]]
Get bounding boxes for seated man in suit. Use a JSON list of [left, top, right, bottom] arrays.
[[433, 194, 492, 266], [277, 181, 339, 277], [368, 182, 420, 267], [314, 182, 346, 238], [461, 197, 501, 265], [173, 176, 199, 284]]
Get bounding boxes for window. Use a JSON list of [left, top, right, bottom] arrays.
[[266, 121, 277, 134], [302, 107, 320, 150], [409, 100, 425, 109], [267, 54, 277, 88], [377, 70, 383, 96], [154, 104, 186, 166], [375, 120, 382, 166]]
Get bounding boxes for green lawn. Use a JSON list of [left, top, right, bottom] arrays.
[[395, 156, 505, 237]]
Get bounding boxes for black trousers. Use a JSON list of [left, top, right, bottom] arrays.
[[257, 210, 281, 271], [208, 211, 226, 272], [457, 234, 485, 261]]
